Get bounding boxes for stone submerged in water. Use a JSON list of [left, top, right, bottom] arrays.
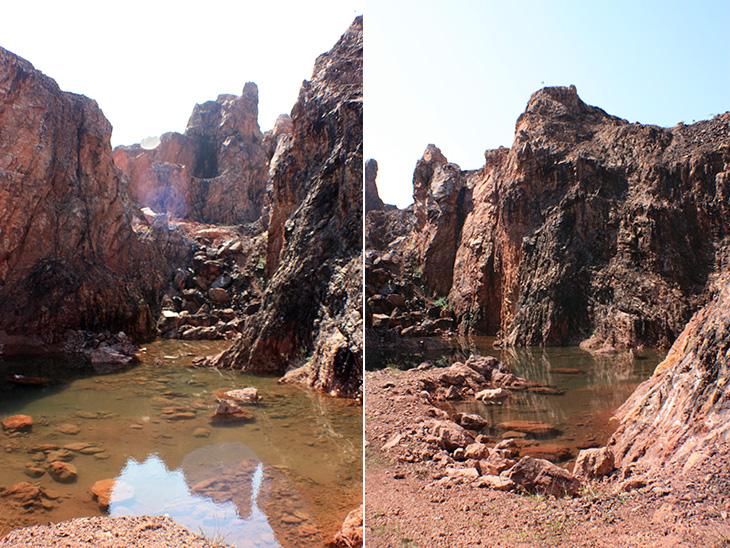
[[1, 414, 33, 432], [213, 387, 260, 404], [497, 420, 559, 437], [210, 399, 254, 424], [47, 461, 77, 483]]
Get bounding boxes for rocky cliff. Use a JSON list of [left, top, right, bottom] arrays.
[[205, 17, 363, 398], [373, 86, 730, 350], [0, 46, 170, 353], [113, 83, 268, 225]]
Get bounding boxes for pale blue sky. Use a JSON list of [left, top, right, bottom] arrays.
[[0, 0, 362, 146], [366, 0, 730, 207]]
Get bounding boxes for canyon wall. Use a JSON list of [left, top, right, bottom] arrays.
[[113, 83, 268, 225], [380, 86, 730, 350], [207, 16, 363, 398], [0, 47, 169, 353]]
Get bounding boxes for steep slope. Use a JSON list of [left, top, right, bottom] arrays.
[[385, 86, 730, 349], [0, 46, 169, 353], [206, 17, 363, 398]]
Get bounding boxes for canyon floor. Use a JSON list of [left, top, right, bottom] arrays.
[[364, 368, 730, 548]]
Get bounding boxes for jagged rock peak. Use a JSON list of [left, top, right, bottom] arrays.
[[365, 158, 384, 212]]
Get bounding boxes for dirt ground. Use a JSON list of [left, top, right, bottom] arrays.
[[364, 368, 730, 548]]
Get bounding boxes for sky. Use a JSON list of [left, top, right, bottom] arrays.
[[366, 0, 730, 207], [0, 0, 362, 147]]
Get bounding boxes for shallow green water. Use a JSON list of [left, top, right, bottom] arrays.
[[0, 340, 362, 547]]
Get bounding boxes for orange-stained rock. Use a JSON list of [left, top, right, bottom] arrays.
[[331, 504, 363, 548], [1, 414, 32, 432], [113, 82, 268, 225], [607, 283, 730, 476], [91, 478, 115, 511], [0, 46, 170, 352], [48, 461, 77, 483]]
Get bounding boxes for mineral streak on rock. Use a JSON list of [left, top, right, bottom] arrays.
[[0, 46, 169, 352], [373, 85, 730, 349], [114, 82, 268, 225], [207, 17, 363, 399]]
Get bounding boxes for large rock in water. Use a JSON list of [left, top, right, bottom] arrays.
[[381, 86, 730, 348], [113, 82, 268, 225], [207, 17, 363, 399], [0, 46, 168, 352], [605, 283, 730, 475]]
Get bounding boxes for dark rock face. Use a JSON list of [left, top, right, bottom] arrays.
[[605, 282, 730, 475], [113, 82, 268, 225], [0, 46, 169, 352], [378, 86, 730, 349], [207, 17, 363, 398], [365, 158, 384, 212]]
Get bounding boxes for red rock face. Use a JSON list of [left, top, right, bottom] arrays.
[[209, 17, 363, 398], [606, 282, 730, 475], [0, 47, 168, 352], [113, 83, 268, 225], [401, 86, 730, 349]]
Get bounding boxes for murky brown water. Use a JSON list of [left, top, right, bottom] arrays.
[[372, 336, 664, 467], [0, 340, 362, 547]]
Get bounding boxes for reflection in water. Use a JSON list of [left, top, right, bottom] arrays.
[[0, 340, 361, 546], [112, 449, 278, 548]]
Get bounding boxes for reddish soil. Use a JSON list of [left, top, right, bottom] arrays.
[[365, 368, 730, 548]]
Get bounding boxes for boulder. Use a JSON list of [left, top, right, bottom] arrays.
[[422, 419, 474, 451], [475, 388, 510, 403], [2, 415, 33, 432], [210, 399, 254, 424], [573, 447, 615, 478], [48, 462, 78, 483], [506, 456, 581, 497]]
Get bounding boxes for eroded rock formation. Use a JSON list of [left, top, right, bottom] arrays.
[[113, 82, 268, 225], [206, 17, 363, 398], [370, 86, 730, 350], [0, 46, 169, 353], [605, 281, 730, 476]]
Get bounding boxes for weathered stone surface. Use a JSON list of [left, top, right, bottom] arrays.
[[331, 503, 363, 548], [114, 83, 268, 225], [47, 461, 77, 483], [210, 399, 254, 423], [0, 46, 169, 352], [606, 283, 730, 476], [208, 17, 363, 399], [2, 415, 32, 432], [573, 446, 615, 478], [422, 419, 474, 451], [506, 456, 581, 497]]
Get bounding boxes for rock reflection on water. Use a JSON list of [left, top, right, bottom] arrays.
[[111, 442, 323, 548], [112, 444, 279, 548], [0, 340, 361, 547]]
